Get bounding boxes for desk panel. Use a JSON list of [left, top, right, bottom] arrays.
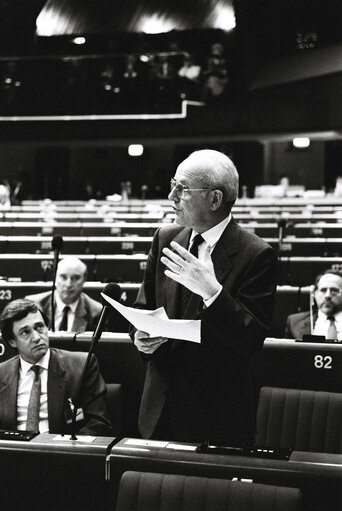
[[261, 338, 342, 392], [0, 432, 116, 511], [109, 438, 342, 511]]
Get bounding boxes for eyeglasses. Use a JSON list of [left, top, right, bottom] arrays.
[[170, 178, 214, 199], [316, 287, 342, 296]]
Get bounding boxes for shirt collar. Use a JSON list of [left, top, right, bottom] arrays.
[[55, 293, 79, 314], [20, 349, 50, 376], [191, 213, 231, 248], [317, 310, 342, 322]]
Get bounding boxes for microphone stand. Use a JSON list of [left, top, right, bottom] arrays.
[[70, 306, 109, 440], [309, 285, 315, 334], [50, 264, 58, 332], [69, 283, 121, 440]]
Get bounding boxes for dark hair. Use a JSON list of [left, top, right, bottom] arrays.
[[0, 299, 48, 344], [314, 269, 342, 290]]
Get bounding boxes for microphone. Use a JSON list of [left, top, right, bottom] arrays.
[[92, 283, 122, 343], [70, 282, 121, 440], [277, 217, 287, 245], [52, 235, 63, 272], [50, 235, 64, 332], [309, 284, 316, 334]]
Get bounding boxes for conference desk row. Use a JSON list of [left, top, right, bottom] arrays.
[[2, 235, 342, 257], [7, 212, 342, 223], [0, 253, 341, 285], [0, 432, 341, 511], [0, 281, 326, 338], [1, 333, 342, 439], [5, 220, 342, 238]]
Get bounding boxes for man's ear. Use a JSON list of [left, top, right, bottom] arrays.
[[210, 189, 223, 211], [8, 338, 17, 349]]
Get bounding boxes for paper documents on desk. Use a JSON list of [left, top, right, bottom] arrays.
[[101, 293, 201, 343]]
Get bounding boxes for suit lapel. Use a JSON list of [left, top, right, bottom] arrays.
[[211, 218, 239, 283], [47, 350, 67, 432], [0, 357, 20, 429], [72, 296, 88, 332]]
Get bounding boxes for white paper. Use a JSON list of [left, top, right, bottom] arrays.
[[101, 293, 201, 343]]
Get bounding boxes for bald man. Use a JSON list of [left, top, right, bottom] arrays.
[[26, 256, 102, 332], [130, 149, 278, 445]]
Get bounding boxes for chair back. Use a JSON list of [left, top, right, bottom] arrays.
[[115, 470, 303, 511], [256, 386, 342, 453]]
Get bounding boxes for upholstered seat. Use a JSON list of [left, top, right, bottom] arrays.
[[115, 470, 303, 511], [256, 386, 342, 453]]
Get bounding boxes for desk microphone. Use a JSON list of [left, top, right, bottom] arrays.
[[277, 217, 287, 246], [70, 282, 121, 440], [309, 284, 315, 334], [50, 235, 63, 332]]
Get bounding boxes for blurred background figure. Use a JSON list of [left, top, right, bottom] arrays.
[[177, 53, 202, 101], [202, 42, 229, 103], [0, 183, 11, 208]]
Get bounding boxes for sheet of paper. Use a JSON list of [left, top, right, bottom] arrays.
[[102, 293, 201, 343]]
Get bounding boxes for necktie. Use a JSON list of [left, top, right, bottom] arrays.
[[58, 305, 70, 331], [26, 366, 41, 431], [179, 234, 204, 318], [327, 316, 338, 340]]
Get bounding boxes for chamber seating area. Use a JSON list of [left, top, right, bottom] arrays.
[[1, 196, 342, 511]]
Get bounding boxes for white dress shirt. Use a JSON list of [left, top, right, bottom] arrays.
[[190, 213, 231, 306], [55, 295, 80, 331], [17, 350, 50, 432], [313, 310, 342, 340]]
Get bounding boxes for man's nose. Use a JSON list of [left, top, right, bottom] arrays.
[[168, 187, 178, 201], [32, 330, 41, 342]]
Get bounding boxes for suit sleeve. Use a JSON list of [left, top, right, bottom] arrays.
[[200, 244, 278, 359], [78, 354, 113, 436], [284, 316, 294, 338]]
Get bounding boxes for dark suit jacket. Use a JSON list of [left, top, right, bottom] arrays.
[[0, 348, 112, 435], [25, 291, 102, 332], [285, 311, 314, 339], [131, 219, 278, 445]]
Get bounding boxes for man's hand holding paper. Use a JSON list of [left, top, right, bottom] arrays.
[[134, 330, 168, 354], [101, 293, 201, 343]]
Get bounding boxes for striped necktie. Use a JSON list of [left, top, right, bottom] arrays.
[[26, 365, 41, 431], [179, 234, 204, 318], [326, 316, 337, 340]]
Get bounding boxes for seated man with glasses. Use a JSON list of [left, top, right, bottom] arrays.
[[0, 299, 112, 435], [285, 269, 342, 340], [130, 149, 278, 446]]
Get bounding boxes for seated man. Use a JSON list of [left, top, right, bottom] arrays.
[[26, 256, 102, 332], [285, 269, 342, 340], [0, 299, 112, 436]]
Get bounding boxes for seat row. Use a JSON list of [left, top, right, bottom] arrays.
[[2, 235, 342, 257], [0, 253, 340, 286], [4, 219, 342, 238]]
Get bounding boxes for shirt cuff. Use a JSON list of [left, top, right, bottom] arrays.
[[203, 285, 223, 308]]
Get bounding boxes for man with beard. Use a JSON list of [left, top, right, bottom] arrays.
[[285, 269, 342, 340]]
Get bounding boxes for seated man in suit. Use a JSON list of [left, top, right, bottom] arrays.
[[26, 256, 102, 332], [285, 269, 342, 340], [0, 299, 112, 435]]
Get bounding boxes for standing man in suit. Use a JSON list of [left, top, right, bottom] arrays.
[[285, 269, 342, 340], [0, 299, 112, 435], [131, 149, 278, 445], [26, 256, 102, 332]]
